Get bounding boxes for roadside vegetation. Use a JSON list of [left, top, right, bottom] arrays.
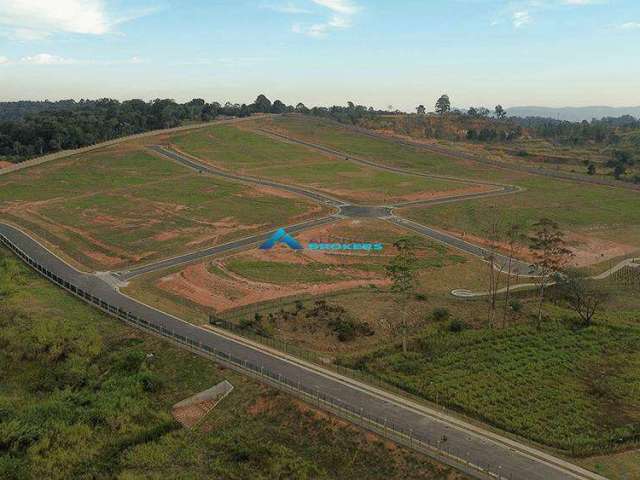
[[0, 247, 467, 480]]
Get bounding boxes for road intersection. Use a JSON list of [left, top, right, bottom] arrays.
[[0, 122, 614, 480]]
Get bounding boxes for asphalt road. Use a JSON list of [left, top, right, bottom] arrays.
[[116, 215, 340, 281], [135, 146, 532, 281], [257, 128, 520, 196], [0, 222, 606, 480], [387, 216, 534, 276], [148, 145, 346, 208]]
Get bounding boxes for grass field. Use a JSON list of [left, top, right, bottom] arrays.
[[399, 175, 640, 249], [253, 116, 640, 252], [168, 124, 477, 204], [0, 143, 323, 270], [252, 115, 526, 182], [0, 246, 467, 480]]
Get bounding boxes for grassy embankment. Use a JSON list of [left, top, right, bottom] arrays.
[[0, 247, 467, 480]]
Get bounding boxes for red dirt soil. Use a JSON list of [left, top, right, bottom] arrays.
[[156, 219, 398, 312], [0, 161, 13, 169], [444, 229, 637, 268]]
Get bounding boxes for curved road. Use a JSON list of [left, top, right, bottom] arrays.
[[125, 144, 533, 281], [0, 222, 606, 480]]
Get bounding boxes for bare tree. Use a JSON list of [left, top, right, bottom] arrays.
[[529, 218, 574, 329], [503, 223, 524, 327], [561, 271, 607, 326], [483, 208, 504, 328], [386, 237, 418, 353]]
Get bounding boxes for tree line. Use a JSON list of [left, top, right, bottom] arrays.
[[0, 95, 297, 163]]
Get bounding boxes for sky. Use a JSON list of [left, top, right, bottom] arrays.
[[0, 0, 639, 110]]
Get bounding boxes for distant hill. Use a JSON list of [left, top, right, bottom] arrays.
[[506, 106, 640, 122]]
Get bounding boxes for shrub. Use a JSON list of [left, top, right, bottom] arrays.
[[432, 307, 450, 321], [415, 293, 427, 302], [509, 299, 523, 313], [447, 319, 468, 333]]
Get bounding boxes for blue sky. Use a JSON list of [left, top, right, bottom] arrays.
[[0, 0, 639, 109]]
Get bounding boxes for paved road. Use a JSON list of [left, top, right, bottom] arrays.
[[0, 222, 606, 480], [387, 216, 534, 276], [116, 215, 340, 281], [138, 145, 533, 281], [257, 128, 520, 195], [148, 145, 346, 208], [452, 257, 640, 298]]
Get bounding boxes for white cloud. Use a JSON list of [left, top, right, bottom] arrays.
[[264, 2, 310, 14], [0, 0, 158, 40], [292, 0, 360, 38], [512, 10, 531, 27], [618, 22, 640, 30], [0, 55, 9, 64], [20, 53, 76, 65], [312, 0, 358, 15]]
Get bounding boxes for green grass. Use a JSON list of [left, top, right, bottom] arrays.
[[170, 124, 467, 203], [0, 148, 186, 203], [0, 247, 467, 480], [254, 115, 524, 182], [0, 145, 319, 270], [401, 176, 640, 247], [225, 258, 337, 284], [342, 315, 640, 455]]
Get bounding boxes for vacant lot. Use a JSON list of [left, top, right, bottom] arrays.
[[125, 219, 495, 355], [0, 247, 466, 480], [0, 143, 323, 270], [168, 123, 481, 204], [400, 175, 640, 265], [257, 116, 640, 261], [252, 115, 526, 182]]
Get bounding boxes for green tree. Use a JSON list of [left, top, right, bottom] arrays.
[[435, 94, 451, 115], [385, 238, 418, 353], [495, 104, 507, 119], [587, 163, 596, 175], [252, 94, 272, 113], [416, 105, 426, 115], [529, 218, 574, 329]]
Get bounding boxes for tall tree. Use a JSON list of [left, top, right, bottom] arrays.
[[386, 238, 418, 353], [252, 94, 272, 113], [503, 223, 523, 327], [495, 105, 507, 119], [435, 94, 451, 115], [529, 218, 574, 329], [483, 209, 503, 328], [416, 105, 426, 115], [295, 103, 309, 114]]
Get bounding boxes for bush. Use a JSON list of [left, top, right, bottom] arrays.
[[432, 307, 450, 321], [509, 299, 523, 313], [447, 319, 468, 333], [415, 293, 427, 302]]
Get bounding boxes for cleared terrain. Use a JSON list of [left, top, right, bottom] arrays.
[[2, 113, 638, 477], [0, 142, 325, 271]]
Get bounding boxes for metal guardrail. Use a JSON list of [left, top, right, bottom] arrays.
[[0, 232, 518, 479]]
